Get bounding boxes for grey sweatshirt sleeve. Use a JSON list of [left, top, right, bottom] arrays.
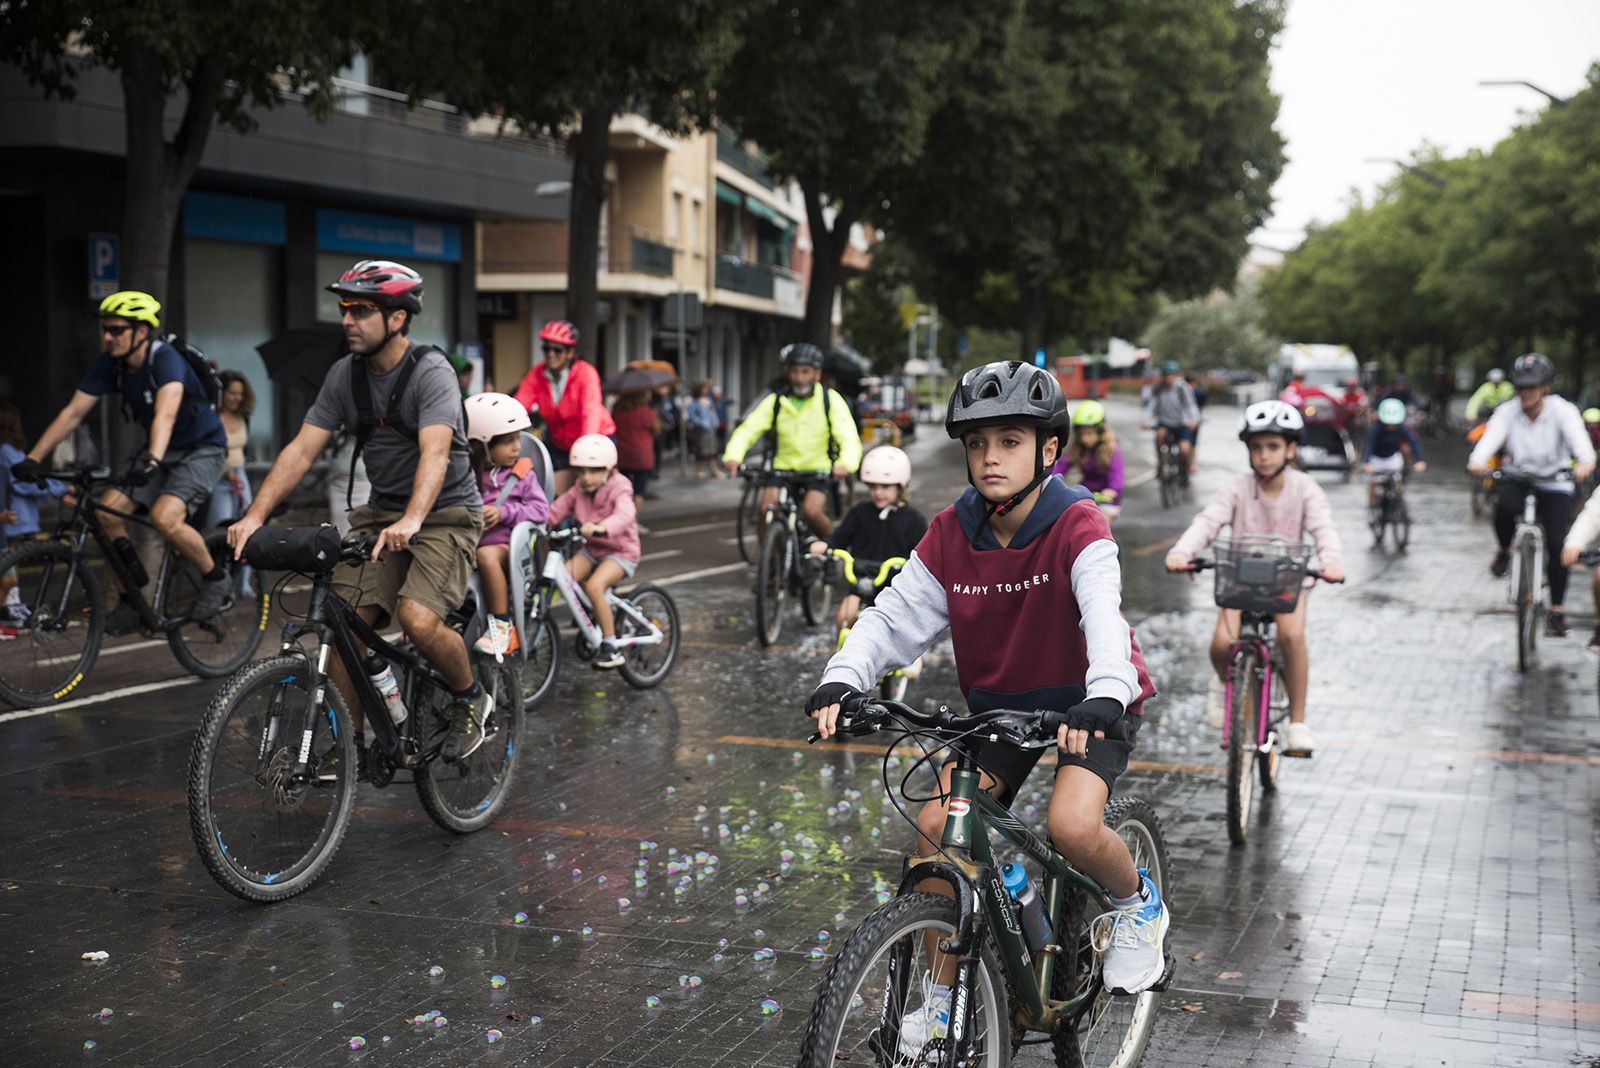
[[1071, 538, 1139, 708], [820, 550, 949, 691]]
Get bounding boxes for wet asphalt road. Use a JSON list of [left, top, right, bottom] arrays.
[[3, 398, 1598, 1066]]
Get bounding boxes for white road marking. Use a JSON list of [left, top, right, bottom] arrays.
[[645, 549, 684, 561], [647, 520, 731, 538], [650, 562, 748, 587], [0, 676, 204, 722], [39, 638, 166, 667]]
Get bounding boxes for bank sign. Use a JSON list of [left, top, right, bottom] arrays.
[[315, 209, 462, 263]]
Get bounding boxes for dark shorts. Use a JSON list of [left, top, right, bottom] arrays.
[[951, 714, 1141, 807], [127, 444, 227, 512], [547, 445, 570, 471], [1157, 424, 1197, 446], [775, 473, 834, 498]]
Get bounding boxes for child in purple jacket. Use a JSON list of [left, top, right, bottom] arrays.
[[1049, 400, 1125, 520], [465, 394, 549, 656]]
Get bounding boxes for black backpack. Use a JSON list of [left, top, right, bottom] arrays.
[[158, 332, 223, 410], [763, 385, 840, 466], [345, 343, 448, 509]]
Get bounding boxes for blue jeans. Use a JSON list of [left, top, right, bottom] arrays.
[[205, 467, 256, 596]]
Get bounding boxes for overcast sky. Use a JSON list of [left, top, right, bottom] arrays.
[[1257, 0, 1600, 253]]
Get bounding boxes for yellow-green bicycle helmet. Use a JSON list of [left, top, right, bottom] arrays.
[[97, 290, 161, 329], [1072, 399, 1107, 427]]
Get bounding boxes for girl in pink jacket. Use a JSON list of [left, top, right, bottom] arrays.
[[1164, 400, 1344, 756], [549, 434, 640, 669]]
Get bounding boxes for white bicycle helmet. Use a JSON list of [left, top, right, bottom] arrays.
[[859, 445, 912, 487], [465, 392, 533, 444], [569, 433, 618, 468], [1238, 400, 1304, 442]]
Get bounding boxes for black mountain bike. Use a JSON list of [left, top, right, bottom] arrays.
[[1154, 430, 1188, 509], [186, 527, 523, 902], [0, 466, 267, 707], [754, 470, 834, 646], [798, 698, 1173, 1068], [1367, 472, 1412, 551]]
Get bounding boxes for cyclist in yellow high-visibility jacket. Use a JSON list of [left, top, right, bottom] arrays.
[[723, 342, 862, 536]]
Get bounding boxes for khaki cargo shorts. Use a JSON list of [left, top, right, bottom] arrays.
[[336, 505, 483, 627]]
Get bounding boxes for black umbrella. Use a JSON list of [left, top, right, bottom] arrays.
[[256, 323, 347, 391], [605, 368, 679, 393]]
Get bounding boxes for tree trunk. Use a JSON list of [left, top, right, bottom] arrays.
[[119, 55, 222, 313], [1017, 274, 1045, 363], [801, 184, 860, 351], [566, 104, 614, 368]]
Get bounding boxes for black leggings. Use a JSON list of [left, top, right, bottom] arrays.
[[1493, 486, 1574, 604]]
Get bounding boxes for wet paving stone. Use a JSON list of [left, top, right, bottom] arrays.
[[2, 405, 1597, 1064]]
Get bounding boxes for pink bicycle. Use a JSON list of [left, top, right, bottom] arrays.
[[1181, 535, 1338, 845]]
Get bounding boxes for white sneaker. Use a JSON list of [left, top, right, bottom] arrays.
[[897, 978, 950, 1057], [1204, 676, 1226, 729], [1099, 870, 1170, 996], [1282, 721, 1316, 755], [593, 639, 624, 669], [1, 602, 29, 625]]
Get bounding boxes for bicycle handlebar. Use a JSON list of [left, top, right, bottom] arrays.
[[1177, 559, 1344, 584], [814, 548, 907, 588], [807, 696, 1132, 747]]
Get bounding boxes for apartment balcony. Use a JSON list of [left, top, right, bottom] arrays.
[[480, 221, 679, 293], [716, 129, 777, 191], [713, 253, 804, 319]]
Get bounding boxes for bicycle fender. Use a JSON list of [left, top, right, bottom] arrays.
[[897, 859, 980, 955]]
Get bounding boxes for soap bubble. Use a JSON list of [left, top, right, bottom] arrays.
[[645, 994, 662, 1009], [581, 925, 594, 939], [513, 912, 528, 924], [82, 1040, 97, 1051], [816, 929, 831, 943], [93, 1008, 114, 1020], [485, 1029, 504, 1044], [759, 998, 781, 1016], [428, 965, 444, 977], [433, 1016, 449, 1029], [711, 952, 725, 964], [571, 868, 583, 879], [808, 946, 827, 961], [551, 934, 562, 945], [688, 975, 703, 988], [490, 975, 507, 989], [332, 1000, 345, 1010], [347, 1036, 367, 1051], [596, 875, 608, 887], [617, 897, 631, 911], [717, 937, 730, 949]]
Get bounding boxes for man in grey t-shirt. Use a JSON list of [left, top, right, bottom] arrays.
[[228, 260, 492, 766]]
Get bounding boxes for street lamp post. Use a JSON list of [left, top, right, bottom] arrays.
[[1478, 79, 1569, 107], [1363, 157, 1448, 188]]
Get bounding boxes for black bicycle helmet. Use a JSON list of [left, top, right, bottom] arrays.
[[945, 361, 1071, 442], [1509, 352, 1554, 388], [781, 342, 825, 368]]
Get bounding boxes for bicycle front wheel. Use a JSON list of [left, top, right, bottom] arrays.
[[797, 892, 1011, 1068], [186, 654, 356, 902], [1054, 795, 1172, 1068], [1515, 543, 1535, 673], [1392, 497, 1412, 552], [165, 529, 269, 678], [616, 584, 680, 689], [521, 607, 560, 709], [0, 540, 104, 709], [415, 653, 526, 833], [754, 520, 790, 646], [736, 481, 762, 564], [801, 555, 834, 627], [1226, 651, 1260, 845]]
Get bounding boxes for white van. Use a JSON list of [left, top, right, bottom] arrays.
[[1272, 343, 1360, 393]]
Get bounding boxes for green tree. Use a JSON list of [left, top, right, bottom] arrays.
[[1141, 288, 1272, 372], [379, 0, 742, 354], [0, 0, 361, 306], [717, 0, 981, 347], [841, 241, 916, 374]]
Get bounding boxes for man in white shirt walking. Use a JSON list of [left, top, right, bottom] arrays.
[[1468, 352, 1596, 636]]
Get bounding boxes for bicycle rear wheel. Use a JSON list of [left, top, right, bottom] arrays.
[[1392, 497, 1412, 552], [0, 540, 104, 709], [736, 481, 762, 563], [1226, 652, 1260, 845], [801, 553, 834, 627], [1157, 451, 1178, 510], [1052, 796, 1171, 1068], [754, 520, 790, 646], [164, 528, 269, 678], [186, 654, 356, 902], [415, 653, 525, 833], [616, 584, 680, 688], [797, 892, 1010, 1068]]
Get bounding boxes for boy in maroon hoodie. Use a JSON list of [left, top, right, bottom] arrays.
[[807, 362, 1167, 1053]]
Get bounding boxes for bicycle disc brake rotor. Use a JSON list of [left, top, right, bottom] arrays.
[[255, 747, 308, 808]]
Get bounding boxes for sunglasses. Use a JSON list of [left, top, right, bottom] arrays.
[[338, 300, 383, 320], [100, 323, 132, 338], [542, 345, 572, 355]]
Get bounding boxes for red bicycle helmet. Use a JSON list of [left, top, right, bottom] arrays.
[[539, 319, 580, 347], [325, 260, 424, 314]]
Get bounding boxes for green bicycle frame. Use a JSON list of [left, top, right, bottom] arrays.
[[920, 763, 1111, 1032]]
